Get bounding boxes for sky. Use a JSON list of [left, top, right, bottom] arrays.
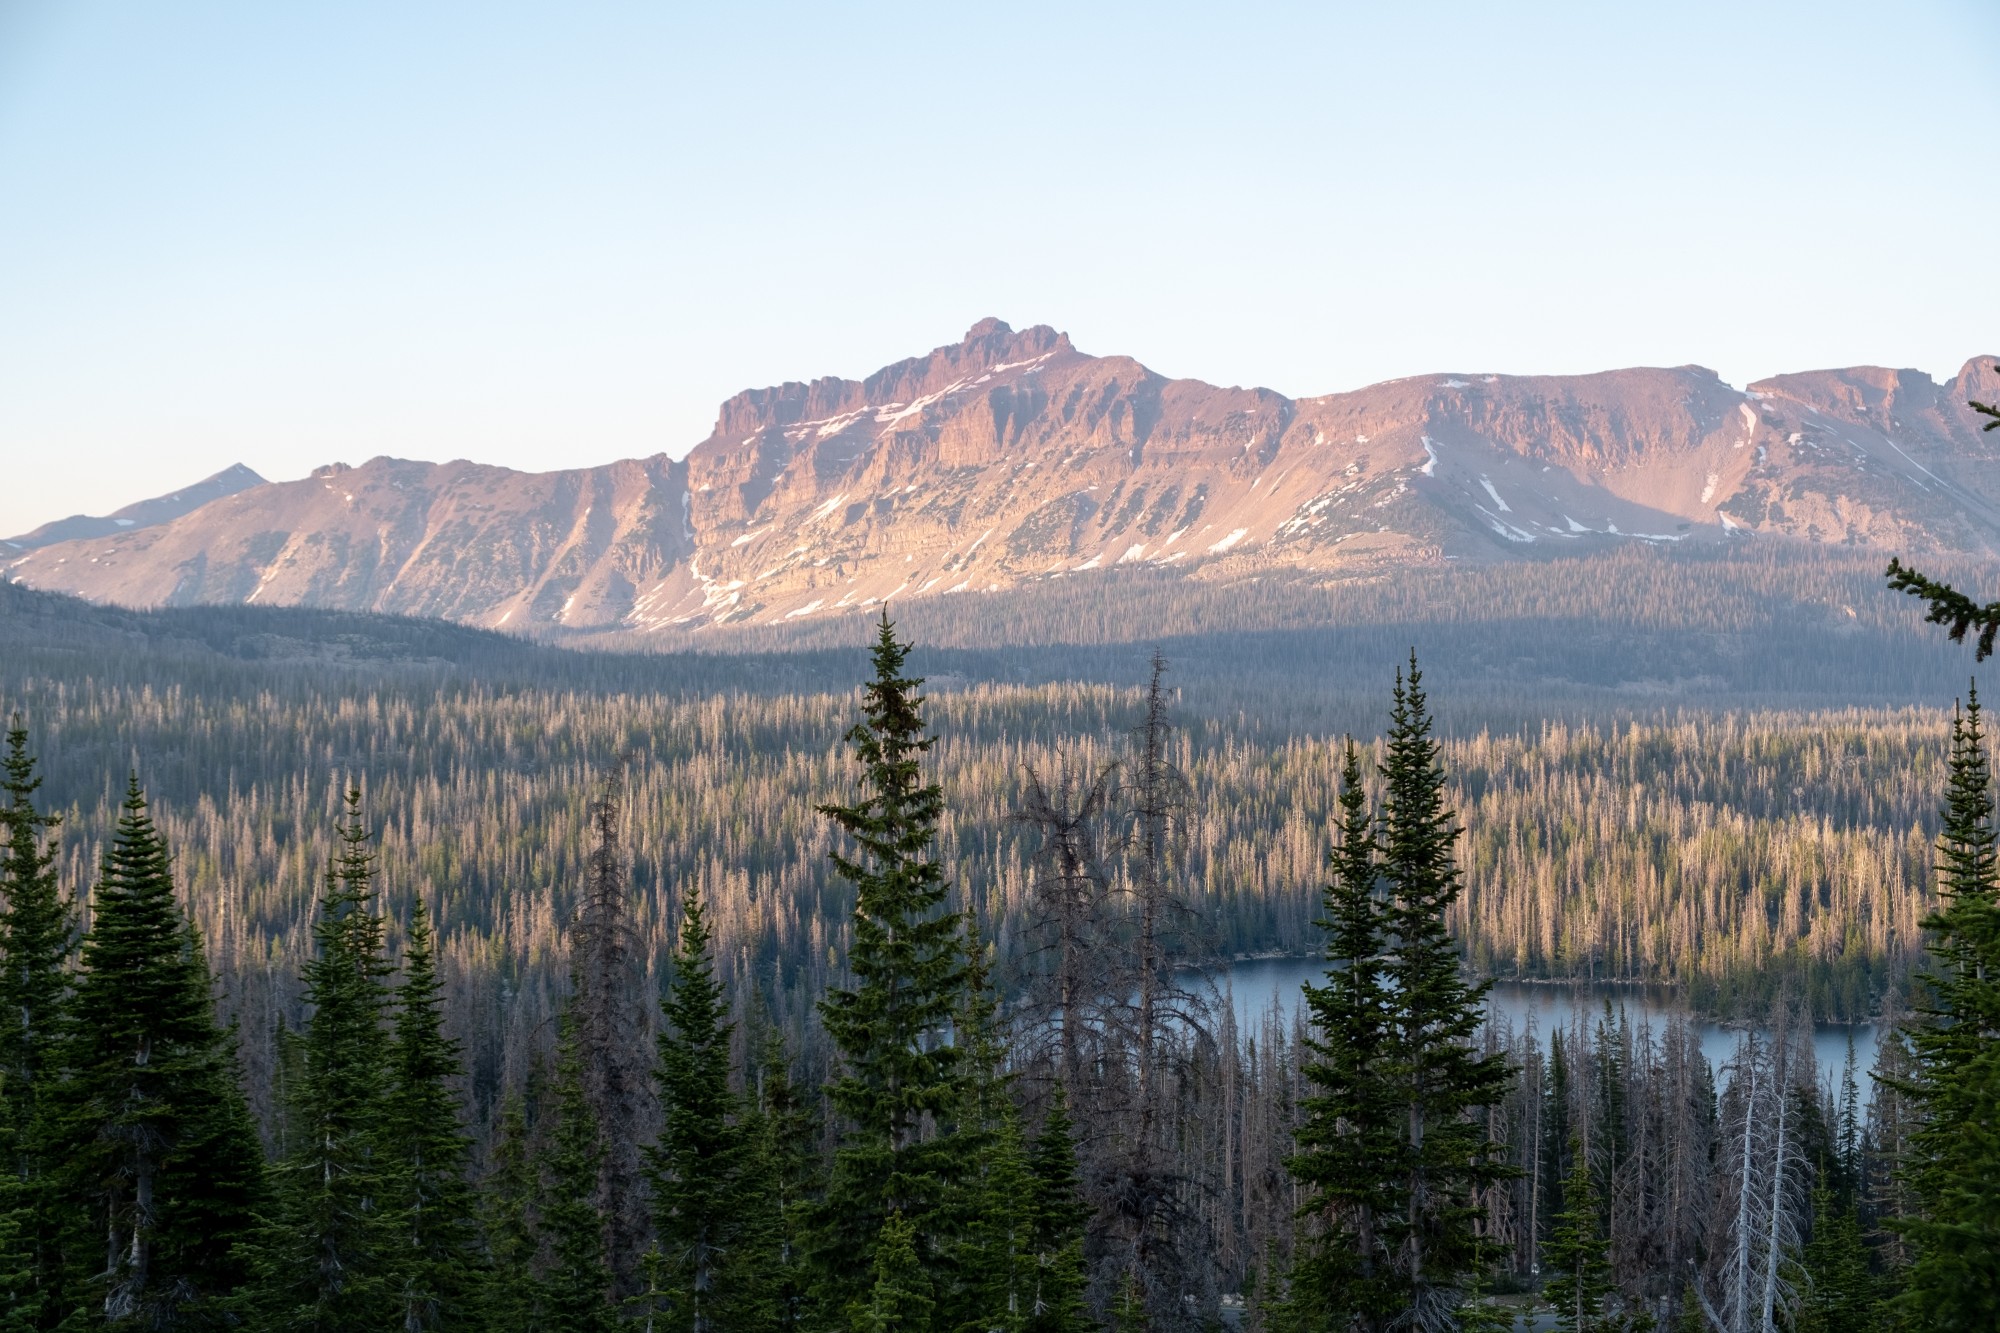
[[1, 1, 1995, 537]]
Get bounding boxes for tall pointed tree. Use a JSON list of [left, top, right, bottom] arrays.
[[53, 777, 265, 1326], [1288, 737, 1401, 1331], [811, 612, 974, 1317], [1540, 1136, 1612, 1333], [255, 788, 401, 1330], [0, 719, 73, 1329], [385, 898, 485, 1331], [1894, 684, 2000, 1327], [480, 1092, 544, 1333], [1023, 1088, 1091, 1333], [649, 882, 756, 1333], [1376, 656, 1515, 1328], [541, 1016, 616, 1333]]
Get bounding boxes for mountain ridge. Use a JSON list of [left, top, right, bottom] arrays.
[[7, 323, 1997, 634]]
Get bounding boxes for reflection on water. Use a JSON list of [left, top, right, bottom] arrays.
[[1187, 956, 1884, 1084]]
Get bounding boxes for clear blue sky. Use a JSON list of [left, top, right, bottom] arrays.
[[2, 0, 1995, 535]]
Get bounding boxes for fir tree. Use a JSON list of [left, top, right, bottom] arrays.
[[480, 1092, 544, 1333], [541, 1016, 616, 1333], [1794, 1184, 1880, 1333], [812, 613, 972, 1315], [52, 777, 264, 1327], [1023, 1087, 1091, 1333], [1894, 684, 2000, 1327], [1541, 1136, 1612, 1333], [747, 1023, 819, 1333], [649, 882, 753, 1333], [255, 789, 401, 1330], [385, 898, 485, 1331], [958, 1106, 1032, 1333], [1287, 737, 1400, 1331], [0, 720, 72, 1329], [1376, 656, 1515, 1328], [856, 1212, 934, 1333]]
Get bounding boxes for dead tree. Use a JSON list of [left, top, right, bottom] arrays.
[[1012, 758, 1120, 1098], [570, 761, 652, 1297]]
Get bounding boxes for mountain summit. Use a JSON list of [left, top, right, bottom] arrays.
[[7, 324, 1998, 633]]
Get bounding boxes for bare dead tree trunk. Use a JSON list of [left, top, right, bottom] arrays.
[[570, 761, 652, 1298]]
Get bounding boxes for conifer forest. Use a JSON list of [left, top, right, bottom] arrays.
[[1, 550, 1998, 1331]]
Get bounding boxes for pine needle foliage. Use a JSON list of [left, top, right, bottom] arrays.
[[0, 720, 72, 1329], [1376, 656, 1516, 1327], [1893, 684, 2000, 1327], [1288, 737, 1401, 1329], [385, 898, 485, 1331], [52, 778, 264, 1327], [649, 882, 761, 1333], [255, 788, 401, 1330], [813, 612, 973, 1313]]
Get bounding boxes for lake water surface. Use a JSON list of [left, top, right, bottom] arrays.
[[1191, 956, 1883, 1085]]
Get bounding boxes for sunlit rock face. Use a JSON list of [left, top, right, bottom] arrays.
[[9, 321, 1998, 632]]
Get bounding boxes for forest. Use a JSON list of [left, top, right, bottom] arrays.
[[0, 543, 1997, 1329]]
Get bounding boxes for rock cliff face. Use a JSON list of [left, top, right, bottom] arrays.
[[8, 323, 1998, 632]]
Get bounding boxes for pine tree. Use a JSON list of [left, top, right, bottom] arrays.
[[1794, 1184, 1880, 1333], [1894, 684, 2000, 1327], [812, 612, 972, 1316], [480, 1091, 544, 1333], [856, 1213, 934, 1333], [1540, 1136, 1612, 1333], [541, 1016, 616, 1333], [1287, 737, 1400, 1331], [747, 1023, 819, 1333], [649, 882, 753, 1333], [1376, 656, 1515, 1328], [958, 1105, 1032, 1333], [1023, 1087, 1091, 1333], [385, 898, 485, 1331], [52, 777, 265, 1327], [255, 789, 401, 1330], [0, 720, 72, 1329]]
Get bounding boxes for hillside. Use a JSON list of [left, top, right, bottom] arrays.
[[7, 323, 1998, 635]]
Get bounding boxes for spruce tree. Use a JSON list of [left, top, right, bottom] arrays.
[[480, 1092, 544, 1333], [52, 777, 264, 1326], [255, 789, 400, 1330], [747, 1024, 819, 1333], [0, 720, 72, 1329], [541, 1016, 616, 1333], [385, 899, 485, 1331], [1794, 1184, 1880, 1333], [1376, 656, 1515, 1326], [1023, 1088, 1091, 1333], [856, 1213, 934, 1333], [1540, 1137, 1612, 1333], [1287, 737, 1400, 1330], [649, 882, 754, 1333], [1894, 685, 2000, 1327], [812, 612, 972, 1316]]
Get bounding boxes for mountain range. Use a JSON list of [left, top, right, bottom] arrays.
[[7, 320, 1997, 636]]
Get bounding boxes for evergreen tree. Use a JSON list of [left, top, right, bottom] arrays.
[[1287, 737, 1400, 1330], [1894, 685, 2000, 1327], [480, 1091, 544, 1333], [1540, 1137, 1612, 1333], [812, 613, 972, 1317], [958, 1106, 1032, 1333], [1023, 1088, 1091, 1333], [255, 789, 400, 1330], [52, 778, 264, 1327], [747, 1023, 819, 1333], [1794, 1184, 1880, 1333], [855, 1213, 934, 1333], [541, 1016, 616, 1333], [649, 882, 755, 1333], [385, 898, 485, 1331], [1376, 656, 1515, 1328], [0, 720, 72, 1329]]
